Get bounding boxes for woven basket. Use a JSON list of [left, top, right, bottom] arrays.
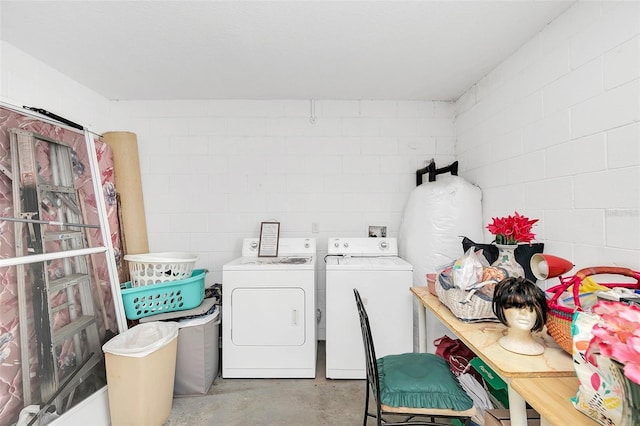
[[546, 266, 640, 354], [546, 304, 575, 354], [435, 270, 499, 323]]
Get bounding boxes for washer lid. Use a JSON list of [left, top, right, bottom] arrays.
[[325, 255, 412, 271]]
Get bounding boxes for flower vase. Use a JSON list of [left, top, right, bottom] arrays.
[[614, 362, 640, 426], [492, 244, 525, 278]]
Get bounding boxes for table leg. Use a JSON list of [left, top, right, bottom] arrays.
[[418, 302, 427, 353], [507, 382, 527, 426]]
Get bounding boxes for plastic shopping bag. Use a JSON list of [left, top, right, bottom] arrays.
[[102, 321, 179, 358], [452, 248, 489, 290]]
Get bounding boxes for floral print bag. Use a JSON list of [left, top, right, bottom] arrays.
[[571, 310, 625, 425]]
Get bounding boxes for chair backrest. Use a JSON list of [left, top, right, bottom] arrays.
[[353, 289, 381, 398]]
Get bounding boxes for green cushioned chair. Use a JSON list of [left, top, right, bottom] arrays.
[[354, 289, 475, 425]]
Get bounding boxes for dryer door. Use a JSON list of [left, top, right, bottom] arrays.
[[231, 287, 306, 346]]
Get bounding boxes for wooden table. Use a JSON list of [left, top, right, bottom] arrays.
[[411, 287, 576, 426], [510, 376, 598, 426]]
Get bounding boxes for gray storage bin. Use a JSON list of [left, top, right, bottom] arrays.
[[174, 306, 220, 395]]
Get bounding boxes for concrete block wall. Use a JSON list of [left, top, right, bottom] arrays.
[[114, 99, 456, 338], [455, 0, 640, 282]]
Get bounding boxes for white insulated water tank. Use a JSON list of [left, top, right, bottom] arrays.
[[398, 174, 483, 352]]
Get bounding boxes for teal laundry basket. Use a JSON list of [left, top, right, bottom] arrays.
[[120, 269, 206, 320]]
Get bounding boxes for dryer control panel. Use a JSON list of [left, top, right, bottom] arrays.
[[241, 237, 316, 257], [327, 237, 398, 257]]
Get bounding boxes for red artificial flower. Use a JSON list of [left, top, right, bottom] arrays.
[[486, 211, 538, 244]]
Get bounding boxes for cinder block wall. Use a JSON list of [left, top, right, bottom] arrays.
[[114, 99, 456, 339], [455, 0, 640, 284]]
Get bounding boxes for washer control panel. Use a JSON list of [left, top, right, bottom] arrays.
[[327, 237, 398, 257]]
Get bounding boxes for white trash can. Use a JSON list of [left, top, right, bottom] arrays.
[[174, 306, 220, 395], [102, 322, 179, 426]]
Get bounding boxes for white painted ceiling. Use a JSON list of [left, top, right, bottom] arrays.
[[0, 1, 575, 101]]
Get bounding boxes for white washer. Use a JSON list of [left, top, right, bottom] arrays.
[[222, 238, 316, 378], [325, 237, 413, 379]]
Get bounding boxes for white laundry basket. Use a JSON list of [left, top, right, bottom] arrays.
[[124, 252, 198, 286]]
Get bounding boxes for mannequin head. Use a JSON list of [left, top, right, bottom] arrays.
[[492, 277, 548, 355], [492, 277, 547, 332]]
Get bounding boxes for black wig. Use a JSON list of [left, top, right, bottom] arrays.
[[492, 277, 547, 332]]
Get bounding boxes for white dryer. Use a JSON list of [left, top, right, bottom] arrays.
[[325, 237, 413, 379], [222, 238, 316, 378]]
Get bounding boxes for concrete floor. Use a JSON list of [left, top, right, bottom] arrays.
[[163, 341, 366, 425]]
